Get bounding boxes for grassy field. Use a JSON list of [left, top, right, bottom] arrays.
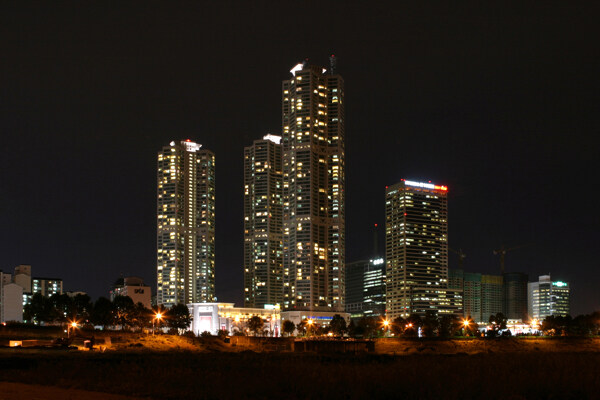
[[1, 349, 599, 399]]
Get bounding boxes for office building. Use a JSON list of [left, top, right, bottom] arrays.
[[503, 272, 528, 320], [157, 140, 216, 307], [385, 180, 457, 319], [282, 58, 345, 312], [243, 135, 284, 308], [481, 274, 503, 321], [111, 276, 152, 309], [528, 275, 570, 320], [449, 269, 503, 324], [345, 258, 386, 320]]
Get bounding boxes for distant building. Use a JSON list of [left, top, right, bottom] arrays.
[[157, 140, 216, 307], [243, 135, 283, 308], [111, 277, 151, 308], [449, 269, 503, 324], [528, 275, 570, 320], [345, 258, 386, 320], [503, 272, 529, 321], [188, 303, 281, 336], [13, 265, 32, 293], [32, 277, 63, 297], [1, 278, 23, 323], [386, 180, 459, 319]]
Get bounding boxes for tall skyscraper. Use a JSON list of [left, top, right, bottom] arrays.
[[345, 258, 386, 320], [386, 180, 460, 320], [243, 134, 284, 308], [157, 140, 215, 307], [528, 275, 570, 320], [282, 58, 345, 311], [449, 269, 503, 323]]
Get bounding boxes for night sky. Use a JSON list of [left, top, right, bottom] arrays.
[[1, 3, 597, 315]]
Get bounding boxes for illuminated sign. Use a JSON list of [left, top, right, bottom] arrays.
[[290, 63, 304, 76], [370, 258, 384, 265], [404, 180, 447, 191], [553, 281, 567, 287], [181, 140, 202, 153], [263, 134, 282, 145]]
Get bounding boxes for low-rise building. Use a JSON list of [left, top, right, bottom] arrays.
[[1, 282, 23, 323], [110, 277, 151, 308], [188, 303, 281, 336]]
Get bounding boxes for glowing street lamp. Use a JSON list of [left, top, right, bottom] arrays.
[[68, 321, 78, 338], [153, 312, 163, 335], [462, 319, 470, 336], [382, 319, 390, 337]]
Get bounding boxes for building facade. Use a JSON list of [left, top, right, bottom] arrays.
[[282, 59, 345, 312], [243, 135, 284, 308], [345, 258, 386, 320], [157, 140, 216, 307], [32, 277, 63, 297], [528, 275, 570, 320], [385, 180, 455, 319], [449, 269, 503, 324], [111, 277, 152, 309], [188, 303, 282, 336], [503, 272, 529, 321]]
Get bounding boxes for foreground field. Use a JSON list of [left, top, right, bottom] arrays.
[[1, 349, 599, 399]]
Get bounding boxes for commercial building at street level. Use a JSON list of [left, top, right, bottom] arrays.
[[528, 275, 570, 320], [244, 134, 284, 308], [157, 140, 216, 307], [282, 58, 345, 312], [385, 180, 462, 320], [345, 257, 386, 320]]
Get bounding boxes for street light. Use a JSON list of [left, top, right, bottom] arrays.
[[153, 312, 163, 335], [307, 319, 313, 337], [68, 321, 78, 338], [382, 319, 390, 337], [462, 319, 470, 336]]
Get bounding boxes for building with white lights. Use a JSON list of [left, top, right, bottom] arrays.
[[157, 140, 216, 307], [188, 302, 281, 336], [528, 275, 570, 320], [243, 135, 284, 308], [345, 258, 386, 320], [282, 58, 345, 312], [385, 180, 461, 319]]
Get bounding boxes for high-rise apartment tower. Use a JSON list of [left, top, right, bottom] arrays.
[[386, 180, 458, 320], [282, 58, 345, 311], [244, 135, 284, 308], [157, 140, 215, 307]]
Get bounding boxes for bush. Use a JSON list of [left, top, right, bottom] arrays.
[[200, 331, 212, 337]]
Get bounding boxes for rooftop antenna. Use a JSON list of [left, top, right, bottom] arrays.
[[329, 54, 337, 74]]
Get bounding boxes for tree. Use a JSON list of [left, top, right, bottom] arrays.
[[247, 316, 264, 336], [329, 314, 347, 336], [296, 319, 308, 336], [112, 295, 135, 328], [129, 303, 151, 331], [439, 315, 460, 337], [489, 312, 507, 335], [390, 316, 406, 336], [422, 311, 439, 337], [91, 297, 114, 328], [404, 314, 423, 337], [24, 293, 53, 324], [282, 320, 296, 337], [70, 294, 93, 323], [49, 293, 73, 323], [167, 303, 191, 332], [357, 317, 379, 338]]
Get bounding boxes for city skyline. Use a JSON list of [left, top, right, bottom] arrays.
[[1, 4, 597, 316]]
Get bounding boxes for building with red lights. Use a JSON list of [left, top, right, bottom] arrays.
[[385, 180, 461, 319]]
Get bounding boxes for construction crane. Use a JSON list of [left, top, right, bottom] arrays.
[[449, 248, 466, 269], [493, 243, 530, 274]]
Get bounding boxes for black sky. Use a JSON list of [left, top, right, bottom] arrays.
[[1, 2, 598, 315]]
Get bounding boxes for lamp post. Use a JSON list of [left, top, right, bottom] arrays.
[[68, 321, 78, 338], [307, 318, 313, 337], [383, 319, 390, 337], [153, 312, 163, 335], [462, 319, 470, 336]]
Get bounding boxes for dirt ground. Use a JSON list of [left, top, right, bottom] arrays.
[[0, 382, 145, 400]]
